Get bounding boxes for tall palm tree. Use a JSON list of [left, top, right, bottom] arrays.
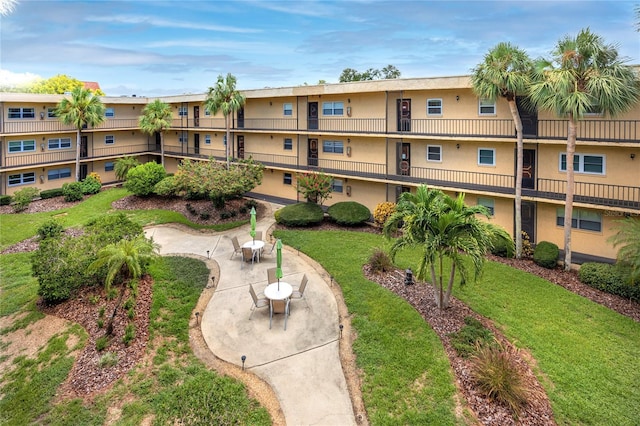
[[55, 87, 105, 181], [384, 185, 512, 310], [608, 217, 640, 284], [204, 73, 246, 169], [471, 42, 532, 259], [88, 235, 159, 335], [529, 28, 640, 270], [139, 99, 172, 167]]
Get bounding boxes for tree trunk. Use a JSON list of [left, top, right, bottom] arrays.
[[508, 99, 524, 258], [225, 115, 230, 170], [564, 116, 577, 271], [75, 128, 82, 182], [442, 263, 457, 309], [160, 131, 165, 167], [105, 284, 126, 336]]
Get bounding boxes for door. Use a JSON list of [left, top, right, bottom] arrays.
[[521, 201, 536, 245], [194, 133, 200, 155], [396, 142, 411, 175], [237, 135, 244, 159], [193, 106, 200, 127], [79, 164, 88, 181], [516, 96, 537, 137], [397, 99, 411, 131], [80, 135, 88, 158], [237, 107, 244, 128], [155, 132, 161, 150], [308, 102, 318, 130], [395, 185, 411, 201], [522, 149, 536, 189], [308, 138, 318, 166]]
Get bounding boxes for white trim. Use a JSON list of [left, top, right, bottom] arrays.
[[558, 152, 606, 175], [426, 98, 442, 116], [477, 147, 495, 166], [478, 98, 496, 116], [426, 144, 442, 162]]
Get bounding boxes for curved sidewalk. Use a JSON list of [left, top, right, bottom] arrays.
[[144, 208, 357, 426]]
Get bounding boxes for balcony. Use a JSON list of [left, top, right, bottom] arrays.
[[1, 119, 141, 135], [238, 118, 298, 131]]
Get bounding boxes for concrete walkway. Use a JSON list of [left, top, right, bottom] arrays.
[[144, 206, 357, 426]]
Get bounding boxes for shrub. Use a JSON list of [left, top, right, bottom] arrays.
[[124, 162, 166, 197], [211, 194, 226, 210], [199, 212, 210, 220], [470, 341, 529, 417], [153, 175, 178, 197], [98, 306, 105, 318], [368, 248, 393, 273], [98, 352, 118, 368], [95, 336, 109, 351], [37, 220, 64, 240], [114, 156, 140, 181], [62, 181, 84, 202], [579, 262, 640, 302], [533, 241, 559, 269], [245, 199, 258, 210], [491, 233, 515, 258], [327, 201, 371, 226], [296, 171, 333, 204], [123, 324, 135, 346], [521, 231, 534, 258], [97, 319, 104, 329], [81, 173, 102, 194], [40, 188, 64, 199], [12, 187, 40, 212], [373, 202, 396, 227], [275, 202, 324, 227], [84, 212, 144, 246], [0, 195, 12, 206], [450, 317, 495, 358]]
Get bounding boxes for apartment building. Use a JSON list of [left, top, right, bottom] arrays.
[[1, 75, 639, 263]]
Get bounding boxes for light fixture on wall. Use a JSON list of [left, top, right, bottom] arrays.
[[456, 95, 460, 102], [456, 143, 460, 149], [40, 143, 45, 151], [347, 98, 351, 103], [40, 112, 45, 120], [346, 185, 352, 197], [40, 175, 45, 183], [631, 153, 636, 160]]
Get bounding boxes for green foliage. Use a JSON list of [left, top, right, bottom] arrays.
[[470, 341, 529, 417], [84, 212, 143, 245], [95, 336, 109, 351], [153, 175, 178, 197], [40, 188, 64, 199], [114, 156, 140, 181], [123, 323, 135, 346], [62, 181, 84, 202], [579, 262, 640, 302], [533, 241, 559, 269], [81, 174, 102, 195], [37, 220, 64, 240], [12, 187, 40, 212], [0, 194, 12, 206], [124, 162, 167, 197], [367, 248, 393, 273], [98, 352, 118, 368], [373, 201, 396, 227], [275, 202, 324, 227], [339, 65, 401, 82], [296, 171, 333, 204], [491, 233, 515, 258], [608, 217, 640, 284], [449, 317, 495, 358], [327, 201, 371, 225], [29, 74, 105, 95]]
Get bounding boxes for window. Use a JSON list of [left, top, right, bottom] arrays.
[[204, 108, 211, 116], [332, 179, 344, 193], [283, 138, 293, 150], [205, 134, 211, 144], [8, 107, 35, 119], [8, 140, 36, 153], [322, 140, 344, 154], [48, 138, 72, 150], [559, 153, 605, 175], [8, 172, 36, 186], [427, 99, 442, 115], [556, 208, 602, 232], [585, 104, 603, 116], [478, 148, 495, 166], [47, 167, 72, 180], [283, 103, 293, 116], [105, 135, 115, 145], [179, 132, 188, 143], [478, 98, 496, 115], [283, 173, 292, 185], [178, 106, 187, 116], [322, 101, 344, 116], [47, 107, 57, 118], [478, 198, 495, 216], [105, 107, 115, 117], [105, 162, 115, 172], [427, 145, 442, 162]]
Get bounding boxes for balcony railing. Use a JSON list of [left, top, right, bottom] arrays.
[[242, 152, 299, 167], [393, 118, 516, 138], [307, 157, 387, 178], [170, 117, 227, 129], [238, 118, 298, 131], [1, 119, 140, 134], [397, 166, 516, 194], [534, 178, 640, 209], [314, 118, 387, 134], [537, 119, 639, 142]]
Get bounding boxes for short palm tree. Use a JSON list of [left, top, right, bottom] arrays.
[[139, 99, 172, 167], [608, 217, 640, 284], [204, 73, 246, 169], [88, 235, 159, 335], [384, 185, 512, 309], [55, 87, 105, 181], [529, 28, 640, 270], [472, 42, 532, 259], [114, 156, 140, 181]]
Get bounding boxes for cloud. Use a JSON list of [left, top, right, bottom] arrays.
[[0, 69, 41, 86], [86, 14, 261, 34]]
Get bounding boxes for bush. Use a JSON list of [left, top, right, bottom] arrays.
[[153, 176, 178, 197], [275, 202, 324, 227], [373, 202, 396, 227], [0, 195, 11, 206], [84, 212, 143, 245], [98, 352, 118, 368], [81, 174, 102, 194], [124, 162, 166, 197], [40, 188, 64, 199], [491, 233, 515, 258], [95, 336, 109, 352], [37, 220, 64, 240], [579, 262, 640, 302], [533, 241, 559, 269], [450, 317, 495, 358], [62, 181, 84, 202], [327, 201, 371, 226], [12, 187, 40, 212], [368, 248, 393, 273], [114, 156, 140, 181], [123, 324, 135, 346]]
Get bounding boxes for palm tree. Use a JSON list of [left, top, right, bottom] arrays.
[[139, 99, 172, 167], [529, 28, 640, 271], [384, 185, 512, 309], [204, 73, 246, 169], [55, 87, 105, 181], [608, 217, 640, 284], [114, 156, 140, 181], [88, 235, 159, 335], [471, 42, 532, 259]]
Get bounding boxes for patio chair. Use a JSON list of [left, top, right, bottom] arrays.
[[241, 247, 257, 268], [270, 298, 290, 330], [267, 267, 277, 284], [249, 284, 269, 319], [255, 230, 263, 241], [290, 274, 308, 308], [230, 236, 242, 259]]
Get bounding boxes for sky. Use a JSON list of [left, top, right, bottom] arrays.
[[1, 0, 638, 97]]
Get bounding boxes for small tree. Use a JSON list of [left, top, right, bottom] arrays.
[[139, 99, 172, 167], [608, 217, 640, 284], [114, 156, 140, 181], [296, 171, 333, 204], [124, 162, 167, 197]]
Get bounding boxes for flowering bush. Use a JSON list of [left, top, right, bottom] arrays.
[[373, 202, 396, 227], [296, 171, 333, 205]]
